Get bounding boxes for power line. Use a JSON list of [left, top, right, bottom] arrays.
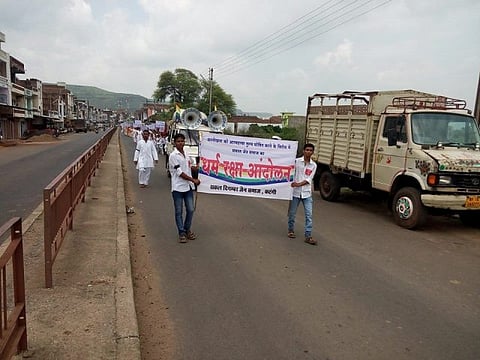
[[215, 0, 390, 76], [220, 0, 392, 77], [215, 0, 365, 74], [202, 0, 393, 80], [212, 0, 341, 70]]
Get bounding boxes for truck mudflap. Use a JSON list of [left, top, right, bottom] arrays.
[[421, 194, 480, 210]]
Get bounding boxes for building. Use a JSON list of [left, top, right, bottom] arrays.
[[17, 78, 46, 132], [42, 82, 75, 130], [136, 100, 170, 122], [0, 32, 30, 140], [0, 32, 51, 139]]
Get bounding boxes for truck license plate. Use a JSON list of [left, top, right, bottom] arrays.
[[465, 195, 480, 208]]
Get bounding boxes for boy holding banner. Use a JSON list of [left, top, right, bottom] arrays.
[[287, 143, 318, 245], [169, 133, 201, 243]]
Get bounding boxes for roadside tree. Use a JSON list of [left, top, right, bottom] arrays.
[[153, 68, 236, 117]]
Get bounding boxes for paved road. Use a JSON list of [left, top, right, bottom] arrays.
[[0, 131, 105, 228], [121, 134, 480, 360]]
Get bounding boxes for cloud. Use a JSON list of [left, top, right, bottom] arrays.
[[138, 0, 193, 14], [313, 39, 352, 68], [0, 0, 478, 113], [63, 0, 93, 23]]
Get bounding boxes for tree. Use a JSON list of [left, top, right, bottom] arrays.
[[152, 68, 236, 117], [152, 68, 202, 107], [197, 78, 236, 117], [152, 71, 176, 102], [243, 124, 299, 141]]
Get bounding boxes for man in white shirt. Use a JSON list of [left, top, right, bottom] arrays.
[[169, 133, 201, 243], [134, 130, 158, 188], [132, 127, 142, 144], [287, 143, 318, 245]]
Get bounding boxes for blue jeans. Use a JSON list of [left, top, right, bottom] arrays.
[[172, 190, 195, 236], [287, 196, 313, 237]]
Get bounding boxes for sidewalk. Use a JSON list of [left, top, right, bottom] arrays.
[[14, 130, 140, 359]]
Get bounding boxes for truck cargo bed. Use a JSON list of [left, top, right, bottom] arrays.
[[306, 105, 378, 176]]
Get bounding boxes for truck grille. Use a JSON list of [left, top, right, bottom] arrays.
[[448, 173, 480, 189]]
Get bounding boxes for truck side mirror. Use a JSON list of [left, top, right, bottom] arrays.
[[387, 128, 397, 146]]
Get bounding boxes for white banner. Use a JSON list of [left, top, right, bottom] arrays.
[[198, 134, 298, 200], [155, 121, 165, 132]]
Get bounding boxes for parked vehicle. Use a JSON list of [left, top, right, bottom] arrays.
[[73, 118, 88, 133], [305, 90, 480, 229], [165, 107, 227, 177]]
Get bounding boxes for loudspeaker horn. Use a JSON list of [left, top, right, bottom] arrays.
[[181, 108, 202, 129], [207, 110, 228, 131]]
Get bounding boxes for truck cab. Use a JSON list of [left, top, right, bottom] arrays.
[[374, 97, 480, 228]]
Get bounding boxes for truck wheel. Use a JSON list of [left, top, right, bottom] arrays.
[[392, 187, 426, 229], [459, 211, 480, 228], [319, 171, 340, 201]]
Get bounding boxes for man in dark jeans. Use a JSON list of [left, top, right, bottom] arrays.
[[287, 143, 318, 245], [169, 133, 201, 243]]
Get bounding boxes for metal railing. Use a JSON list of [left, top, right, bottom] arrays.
[[43, 128, 115, 288], [0, 217, 27, 358]]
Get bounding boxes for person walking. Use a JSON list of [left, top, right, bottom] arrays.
[[154, 132, 163, 154], [159, 135, 166, 155], [134, 129, 158, 188], [287, 143, 318, 245], [169, 133, 200, 243], [132, 126, 142, 144]]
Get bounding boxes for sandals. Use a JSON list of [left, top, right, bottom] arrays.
[[304, 236, 317, 246], [290, 231, 317, 245], [178, 231, 196, 243]]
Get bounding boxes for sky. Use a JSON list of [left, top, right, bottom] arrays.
[[0, 0, 479, 115]]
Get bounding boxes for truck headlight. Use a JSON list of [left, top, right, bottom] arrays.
[[438, 175, 452, 185], [427, 174, 452, 186]]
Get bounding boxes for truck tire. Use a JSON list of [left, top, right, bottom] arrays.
[[319, 171, 341, 201], [459, 211, 480, 228], [392, 187, 426, 229]]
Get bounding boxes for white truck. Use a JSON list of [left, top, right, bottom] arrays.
[[305, 90, 480, 229]]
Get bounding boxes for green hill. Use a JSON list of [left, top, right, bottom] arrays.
[[66, 84, 148, 111]]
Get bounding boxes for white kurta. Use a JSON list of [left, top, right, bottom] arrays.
[[134, 139, 158, 186], [134, 139, 158, 169], [132, 129, 142, 143]]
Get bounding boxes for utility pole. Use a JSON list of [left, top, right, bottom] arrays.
[[475, 72, 480, 124], [208, 67, 214, 113]]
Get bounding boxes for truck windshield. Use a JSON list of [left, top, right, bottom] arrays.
[[411, 112, 480, 147]]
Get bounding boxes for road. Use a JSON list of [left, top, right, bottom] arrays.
[[0, 131, 105, 228], [120, 134, 480, 360]]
